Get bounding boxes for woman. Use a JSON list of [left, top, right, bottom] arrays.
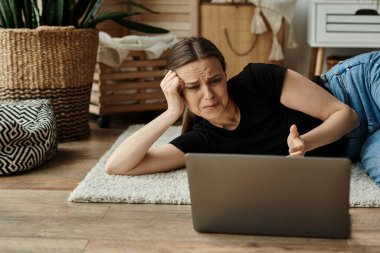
[[105, 37, 380, 187]]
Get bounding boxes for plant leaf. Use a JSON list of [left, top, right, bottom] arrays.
[[0, 0, 15, 28], [31, 0, 40, 28], [54, 0, 65, 25], [114, 18, 169, 34], [9, 0, 24, 28], [41, 0, 55, 26], [83, 12, 137, 28], [71, 0, 90, 27], [22, 0, 33, 28], [81, 0, 103, 27], [66, 0, 77, 26], [0, 11, 6, 27]]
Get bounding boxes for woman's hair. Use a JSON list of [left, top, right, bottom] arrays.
[[166, 36, 226, 72], [166, 37, 226, 134]]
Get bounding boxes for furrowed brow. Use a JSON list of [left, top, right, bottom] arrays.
[[184, 81, 199, 86], [207, 74, 221, 80]]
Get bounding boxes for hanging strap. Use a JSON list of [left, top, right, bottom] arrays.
[[223, 27, 258, 56]]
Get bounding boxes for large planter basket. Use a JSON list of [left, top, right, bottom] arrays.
[[0, 26, 99, 142]]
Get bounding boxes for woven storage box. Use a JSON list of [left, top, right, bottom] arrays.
[[0, 26, 99, 142], [90, 50, 169, 118]]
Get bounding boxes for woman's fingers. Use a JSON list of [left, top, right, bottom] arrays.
[[160, 70, 185, 116], [289, 124, 299, 138], [161, 70, 180, 92], [287, 124, 305, 156]]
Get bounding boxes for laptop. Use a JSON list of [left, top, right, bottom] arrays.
[[185, 153, 351, 238]]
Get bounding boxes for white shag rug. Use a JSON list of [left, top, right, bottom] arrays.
[[68, 125, 380, 207]]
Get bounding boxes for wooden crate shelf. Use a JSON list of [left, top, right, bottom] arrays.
[[90, 51, 169, 118]]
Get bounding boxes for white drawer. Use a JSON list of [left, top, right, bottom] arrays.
[[308, 0, 380, 47]]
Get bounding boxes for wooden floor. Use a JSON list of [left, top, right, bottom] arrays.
[[1, 112, 380, 253]]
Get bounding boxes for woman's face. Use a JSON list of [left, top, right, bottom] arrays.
[[175, 57, 228, 121]]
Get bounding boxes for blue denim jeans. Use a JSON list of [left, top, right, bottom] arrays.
[[320, 51, 380, 186]]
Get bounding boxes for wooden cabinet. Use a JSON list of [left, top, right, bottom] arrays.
[[307, 0, 380, 47], [200, 3, 284, 78], [307, 0, 380, 77]]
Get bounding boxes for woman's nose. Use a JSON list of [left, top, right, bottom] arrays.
[[202, 85, 215, 100]]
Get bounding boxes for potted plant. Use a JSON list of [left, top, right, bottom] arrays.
[[0, 0, 169, 142]]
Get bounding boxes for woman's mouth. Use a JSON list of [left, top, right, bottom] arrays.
[[203, 103, 219, 110]]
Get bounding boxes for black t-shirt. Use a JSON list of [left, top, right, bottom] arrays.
[[170, 63, 346, 157]]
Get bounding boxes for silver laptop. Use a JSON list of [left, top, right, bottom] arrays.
[[185, 153, 351, 238]]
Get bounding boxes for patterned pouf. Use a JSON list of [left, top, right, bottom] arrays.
[[0, 99, 57, 175]]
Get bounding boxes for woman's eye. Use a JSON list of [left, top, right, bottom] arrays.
[[210, 79, 221, 84], [186, 86, 199, 90]]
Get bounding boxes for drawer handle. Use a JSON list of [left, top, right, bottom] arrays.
[[224, 27, 258, 56], [355, 9, 379, 15]]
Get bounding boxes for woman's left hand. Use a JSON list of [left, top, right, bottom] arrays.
[[287, 124, 306, 157]]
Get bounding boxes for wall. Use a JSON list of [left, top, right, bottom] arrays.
[[283, 0, 376, 76]]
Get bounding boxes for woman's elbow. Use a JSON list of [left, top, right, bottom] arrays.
[[104, 161, 125, 175], [345, 107, 360, 130], [104, 161, 137, 176], [104, 162, 118, 175]]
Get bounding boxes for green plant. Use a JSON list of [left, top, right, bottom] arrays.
[[0, 0, 169, 34]]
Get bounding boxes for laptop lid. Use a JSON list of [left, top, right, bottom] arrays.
[[185, 153, 351, 238]]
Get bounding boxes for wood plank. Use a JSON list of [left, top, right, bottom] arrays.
[[98, 59, 166, 70], [0, 238, 88, 253], [138, 13, 190, 22], [132, 5, 189, 13], [141, 21, 191, 30], [0, 209, 105, 223], [0, 201, 109, 223], [97, 92, 165, 102], [84, 240, 376, 253], [0, 189, 72, 205], [92, 103, 167, 114], [99, 70, 164, 80], [0, 202, 109, 213], [138, 0, 190, 4], [89, 104, 101, 115], [189, 0, 200, 35], [98, 81, 162, 91], [0, 176, 82, 190]]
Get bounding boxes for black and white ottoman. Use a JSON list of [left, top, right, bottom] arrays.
[[0, 99, 57, 175]]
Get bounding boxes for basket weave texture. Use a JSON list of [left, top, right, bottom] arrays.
[[0, 26, 99, 142]]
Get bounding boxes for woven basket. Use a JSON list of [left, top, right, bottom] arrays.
[[0, 26, 99, 142]]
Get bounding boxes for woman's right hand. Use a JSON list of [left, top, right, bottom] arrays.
[[160, 70, 186, 117], [287, 124, 306, 157]]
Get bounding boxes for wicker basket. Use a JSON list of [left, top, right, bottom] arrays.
[[0, 26, 99, 142], [90, 50, 169, 122]]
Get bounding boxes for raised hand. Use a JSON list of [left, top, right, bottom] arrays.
[[160, 70, 186, 117], [287, 124, 306, 157]]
